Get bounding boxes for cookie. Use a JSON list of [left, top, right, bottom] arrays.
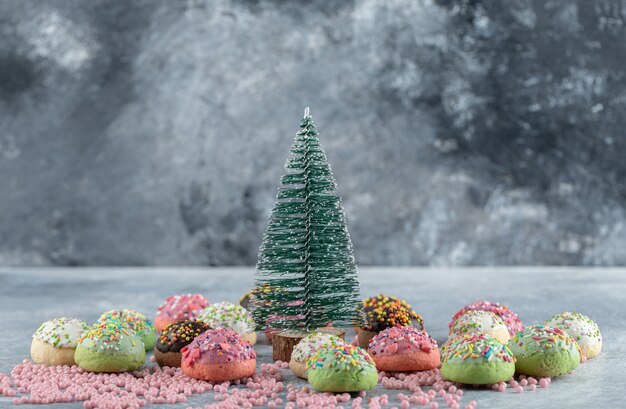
[[358, 295, 423, 349], [155, 320, 210, 367], [75, 321, 145, 373], [508, 325, 582, 377], [31, 317, 89, 366], [544, 312, 602, 359], [449, 300, 523, 337], [98, 309, 156, 351], [307, 344, 378, 392], [181, 328, 257, 381], [449, 310, 510, 344], [289, 332, 344, 379], [154, 294, 210, 332], [368, 326, 440, 372], [197, 302, 257, 344], [441, 334, 515, 384]]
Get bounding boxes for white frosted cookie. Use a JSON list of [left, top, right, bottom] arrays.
[[449, 310, 510, 344], [289, 332, 344, 379], [545, 312, 602, 359], [31, 317, 89, 366], [197, 302, 257, 344]]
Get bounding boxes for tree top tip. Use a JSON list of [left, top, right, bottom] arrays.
[[304, 107, 310, 117]]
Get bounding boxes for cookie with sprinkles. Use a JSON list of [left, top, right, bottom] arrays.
[[449, 300, 523, 337], [307, 344, 378, 392], [508, 324, 582, 377], [155, 320, 210, 367], [197, 302, 257, 345], [154, 294, 210, 332], [368, 326, 440, 372], [75, 321, 146, 373], [545, 312, 602, 359], [357, 295, 424, 349], [441, 334, 515, 384], [449, 310, 510, 344], [98, 309, 156, 351], [181, 327, 257, 381], [289, 332, 344, 379], [31, 317, 89, 366]]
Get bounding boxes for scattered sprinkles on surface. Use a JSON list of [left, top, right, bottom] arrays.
[[33, 318, 89, 349], [1, 359, 519, 408]]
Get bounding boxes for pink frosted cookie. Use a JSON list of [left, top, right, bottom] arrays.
[[368, 326, 440, 372], [449, 300, 523, 337], [181, 328, 257, 381], [154, 294, 210, 332]]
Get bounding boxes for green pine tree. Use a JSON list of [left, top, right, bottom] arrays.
[[252, 108, 361, 332]]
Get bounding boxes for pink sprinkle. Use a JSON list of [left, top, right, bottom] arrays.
[[515, 386, 524, 393], [539, 378, 550, 388]]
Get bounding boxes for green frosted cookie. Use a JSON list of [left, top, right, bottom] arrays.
[[75, 321, 146, 373], [441, 334, 515, 384], [98, 309, 156, 351], [307, 344, 378, 392], [508, 325, 581, 377]]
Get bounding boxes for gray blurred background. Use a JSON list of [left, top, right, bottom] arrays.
[[1, 0, 625, 266]]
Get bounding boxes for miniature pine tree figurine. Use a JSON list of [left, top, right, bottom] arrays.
[[251, 107, 361, 360]]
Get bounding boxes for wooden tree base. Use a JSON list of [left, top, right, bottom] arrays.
[[272, 327, 346, 362], [357, 329, 378, 349]]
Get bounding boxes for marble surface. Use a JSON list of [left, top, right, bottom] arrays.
[[0, 267, 624, 408]]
